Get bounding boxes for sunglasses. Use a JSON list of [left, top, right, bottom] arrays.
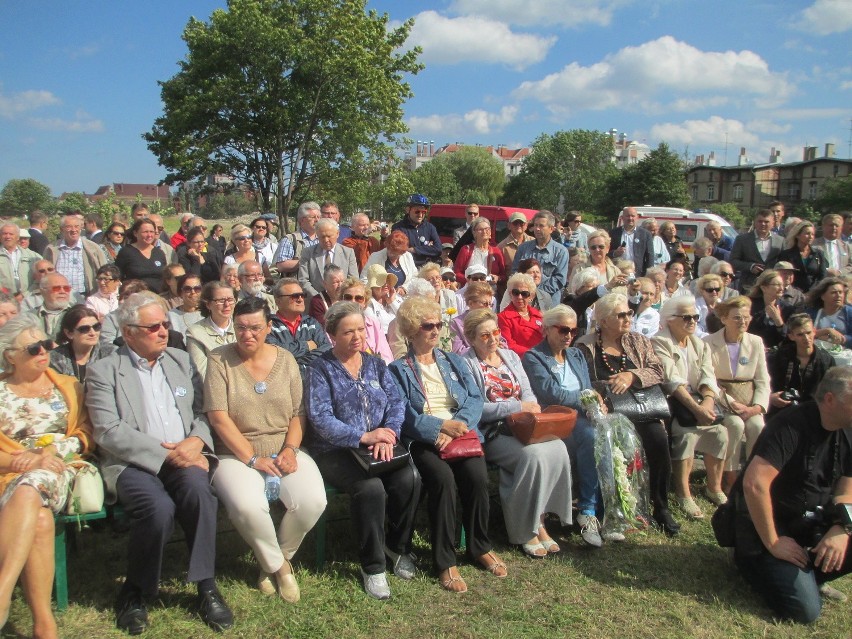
[[703, 287, 721, 293], [675, 314, 700, 322], [49, 285, 72, 294], [616, 310, 635, 320], [253, 225, 267, 230], [589, 245, 606, 250], [181, 285, 203, 293], [110, 231, 125, 236], [465, 211, 478, 216], [16, 339, 55, 356], [234, 235, 252, 242], [511, 289, 531, 298], [276, 292, 306, 300], [478, 329, 501, 341], [420, 322, 443, 332], [74, 322, 102, 334], [468, 275, 487, 281], [129, 320, 171, 333], [442, 275, 456, 282], [342, 294, 366, 303], [37, 267, 56, 274], [719, 272, 734, 278], [551, 325, 577, 336], [96, 277, 116, 283]]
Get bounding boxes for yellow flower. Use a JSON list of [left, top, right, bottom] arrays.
[[445, 307, 457, 317], [36, 434, 55, 447]]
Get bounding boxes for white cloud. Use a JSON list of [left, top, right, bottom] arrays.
[[0, 89, 60, 118], [512, 36, 792, 116], [797, 0, 852, 36], [28, 110, 104, 133], [407, 11, 555, 71], [841, 81, 852, 90], [449, 0, 630, 28], [407, 106, 518, 136], [670, 97, 729, 112], [769, 107, 849, 120]]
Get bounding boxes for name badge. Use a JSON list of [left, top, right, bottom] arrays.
[[369, 379, 381, 389], [634, 238, 640, 244], [738, 357, 749, 366], [154, 260, 163, 267], [450, 372, 458, 381], [175, 386, 187, 397], [50, 400, 65, 412], [535, 320, 542, 326]]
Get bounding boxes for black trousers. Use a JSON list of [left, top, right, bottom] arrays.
[[635, 420, 672, 515], [410, 443, 492, 572], [316, 449, 421, 575], [116, 464, 218, 598]]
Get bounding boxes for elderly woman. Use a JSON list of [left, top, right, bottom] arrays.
[[306, 302, 420, 600], [186, 282, 236, 380], [522, 305, 606, 544], [100, 222, 127, 263], [0, 315, 93, 638], [803, 276, 852, 348], [453, 218, 506, 287], [450, 282, 499, 354], [361, 230, 417, 292], [224, 224, 270, 273], [249, 217, 278, 266], [767, 313, 832, 416], [586, 230, 620, 286], [418, 262, 458, 317], [776, 220, 827, 291], [220, 263, 241, 293], [85, 264, 121, 320], [703, 296, 769, 492], [661, 258, 690, 303], [364, 264, 399, 334], [565, 267, 628, 337], [338, 277, 393, 363], [115, 218, 168, 292], [462, 308, 572, 557], [0, 293, 19, 328], [498, 273, 543, 356], [160, 264, 186, 310], [204, 297, 326, 603], [308, 264, 345, 328], [389, 296, 506, 593], [576, 293, 677, 536], [168, 273, 204, 337], [567, 248, 589, 289], [652, 296, 734, 521], [631, 277, 661, 337], [746, 269, 793, 349], [644, 266, 666, 309], [49, 304, 116, 383], [694, 273, 725, 335], [710, 262, 738, 300]]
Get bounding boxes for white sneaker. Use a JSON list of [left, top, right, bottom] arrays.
[[576, 514, 603, 548], [819, 583, 848, 602], [602, 531, 626, 542], [361, 569, 391, 600]]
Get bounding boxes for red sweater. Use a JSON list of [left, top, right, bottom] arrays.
[[497, 305, 543, 356], [454, 243, 505, 286]]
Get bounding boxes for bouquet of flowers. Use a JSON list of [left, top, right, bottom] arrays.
[[580, 389, 651, 535]]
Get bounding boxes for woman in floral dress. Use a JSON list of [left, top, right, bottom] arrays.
[[0, 314, 94, 639]]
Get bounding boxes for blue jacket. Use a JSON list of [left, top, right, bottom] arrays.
[[266, 313, 331, 372], [391, 216, 442, 266], [521, 340, 593, 410], [805, 304, 852, 349], [388, 349, 484, 445], [512, 239, 569, 298]]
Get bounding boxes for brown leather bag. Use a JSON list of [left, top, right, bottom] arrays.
[[507, 405, 577, 445]]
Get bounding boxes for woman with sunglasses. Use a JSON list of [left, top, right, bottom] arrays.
[[710, 261, 739, 301], [463, 308, 572, 558], [575, 293, 676, 536], [224, 224, 271, 279], [389, 296, 507, 593], [186, 282, 237, 380], [653, 296, 733, 521], [49, 304, 115, 383], [586, 230, 620, 286], [100, 222, 127, 263], [694, 273, 725, 335], [0, 314, 93, 638], [85, 264, 121, 320], [746, 269, 793, 349], [497, 273, 543, 356], [115, 218, 168, 293], [250, 217, 278, 266], [450, 282, 503, 354], [338, 278, 393, 362], [168, 274, 204, 337]]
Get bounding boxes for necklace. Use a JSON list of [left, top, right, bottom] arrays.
[[597, 332, 626, 374], [9, 379, 54, 399]]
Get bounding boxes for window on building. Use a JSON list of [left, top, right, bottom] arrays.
[[707, 184, 715, 200], [835, 164, 840, 177], [808, 181, 818, 199], [733, 184, 743, 201], [788, 183, 800, 198], [709, 172, 714, 182], [691, 186, 698, 200], [811, 166, 817, 178], [693, 172, 698, 183]]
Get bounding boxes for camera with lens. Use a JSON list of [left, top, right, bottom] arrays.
[[780, 388, 801, 404]]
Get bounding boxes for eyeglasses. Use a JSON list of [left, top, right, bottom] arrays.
[[74, 322, 102, 334], [234, 235, 252, 242], [342, 294, 366, 303], [242, 273, 264, 280], [129, 321, 171, 333], [211, 297, 236, 306], [551, 325, 577, 336], [48, 285, 72, 294], [96, 276, 116, 283], [14, 339, 55, 356], [235, 324, 266, 335], [615, 310, 635, 320], [703, 287, 721, 293], [589, 245, 606, 251], [719, 272, 734, 279], [253, 225, 267, 230], [675, 314, 700, 323], [276, 292, 306, 300], [182, 285, 202, 293], [478, 329, 501, 341], [511, 289, 531, 298], [728, 315, 750, 323], [110, 231, 125, 237], [468, 275, 487, 281], [420, 322, 443, 332], [36, 267, 55, 274], [568, 219, 582, 225]]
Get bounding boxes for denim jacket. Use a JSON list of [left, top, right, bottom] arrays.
[[521, 340, 593, 410], [388, 348, 484, 445]]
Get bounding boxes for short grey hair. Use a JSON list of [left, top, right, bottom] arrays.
[[471, 217, 491, 232], [710, 261, 733, 276], [325, 301, 363, 336], [237, 260, 262, 277], [221, 263, 239, 278], [315, 218, 339, 234], [117, 292, 165, 329], [640, 218, 658, 229], [594, 292, 628, 321], [693, 237, 713, 251], [273, 277, 301, 296], [660, 294, 697, 323], [323, 264, 344, 281], [0, 314, 42, 372], [405, 277, 436, 297], [297, 202, 321, 220], [40, 272, 68, 292], [1, 223, 20, 236], [542, 304, 577, 328], [532, 210, 556, 228], [506, 272, 537, 298], [697, 256, 719, 278], [815, 366, 852, 403], [352, 212, 370, 225], [570, 267, 600, 293], [60, 215, 82, 228]]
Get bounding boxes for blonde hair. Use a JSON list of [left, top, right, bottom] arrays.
[[715, 295, 752, 319], [462, 308, 498, 342], [395, 296, 441, 339]]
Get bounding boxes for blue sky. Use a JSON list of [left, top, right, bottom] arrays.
[[1, 0, 850, 196]]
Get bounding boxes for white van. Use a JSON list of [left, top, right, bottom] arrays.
[[627, 206, 737, 255]]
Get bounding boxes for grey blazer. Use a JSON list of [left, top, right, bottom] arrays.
[[462, 347, 536, 424], [812, 237, 852, 274], [729, 232, 784, 289], [85, 345, 214, 501], [49, 341, 117, 379], [298, 243, 358, 301]]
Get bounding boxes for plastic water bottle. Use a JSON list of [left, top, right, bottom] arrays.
[[264, 454, 281, 501]]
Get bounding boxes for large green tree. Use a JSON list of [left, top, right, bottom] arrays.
[[411, 159, 461, 205], [815, 175, 852, 213], [500, 130, 617, 212], [435, 146, 505, 204], [0, 178, 53, 216], [145, 0, 422, 231]]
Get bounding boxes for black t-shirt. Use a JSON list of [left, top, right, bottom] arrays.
[[748, 401, 852, 523]]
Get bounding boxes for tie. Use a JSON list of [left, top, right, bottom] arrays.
[[324, 251, 331, 268]]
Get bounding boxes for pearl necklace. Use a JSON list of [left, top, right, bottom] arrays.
[[597, 332, 626, 374]]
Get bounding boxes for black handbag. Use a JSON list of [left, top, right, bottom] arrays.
[[669, 390, 723, 427], [605, 385, 671, 425], [349, 445, 410, 477]]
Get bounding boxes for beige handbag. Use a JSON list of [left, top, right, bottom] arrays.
[[65, 461, 105, 515], [716, 379, 755, 411]]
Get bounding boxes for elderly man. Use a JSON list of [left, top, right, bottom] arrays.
[[266, 278, 330, 373], [498, 212, 533, 278], [43, 215, 106, 295], [512, 210, 569, 298], [730, 208, 784, 291], [342, 212, 380, 272], [27, 210, 50, 256], [640, 218, 671, 267], [609, 207, 654, 277], [452, 203, 480, 244], [237, 260, 277, 312], [813, 213, 852, 277], [298, 219, 358, 302], [391, 194, 441, 268], [731, 367, 852, 624], [27, 272, 73, 340], [86, 293, 233, 634], [170, 212, 195, 250], [320, 200, 351, 242], [705, 220, 733, 259], [274, 202, 321, 277], [0, 223, 41, 295]]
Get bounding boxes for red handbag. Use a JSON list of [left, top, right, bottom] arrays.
[[438, 429, 484, 461], [507, 405, 577, 445]]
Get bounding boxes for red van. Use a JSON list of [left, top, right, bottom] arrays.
[[427, 204, 540, 243]]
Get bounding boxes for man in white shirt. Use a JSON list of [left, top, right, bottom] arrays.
[[813, 213, 852, 277], [0, 223, 41, 294], [729, 209, 784, 290], [43, 215, 106, 295]]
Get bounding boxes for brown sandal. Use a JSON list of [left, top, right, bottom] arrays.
[[439, 567, 467, 593], [477, 551, 508, 578]]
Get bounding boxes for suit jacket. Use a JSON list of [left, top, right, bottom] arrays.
[[298, 243, 358, 301], [0, 246, 41, 293], [85, 346, 214, 502], [44, 237, 108, 294], [729, 232, 784, 290], [27, 227, 49, 256], [811, 237, 852, 275], [702, 329, 770, 412], [608, 226, 654, 276]]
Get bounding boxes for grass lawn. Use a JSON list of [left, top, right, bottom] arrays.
[[3, 488, 849, 639]]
